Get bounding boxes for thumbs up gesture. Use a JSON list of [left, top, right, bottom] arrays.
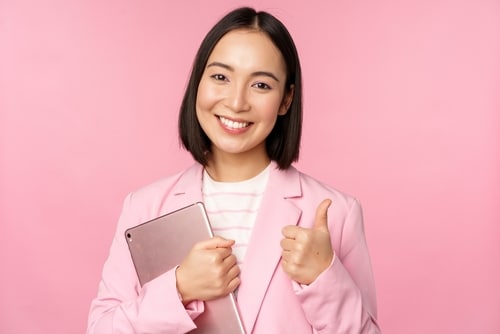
[[280, 199, 334, 285]]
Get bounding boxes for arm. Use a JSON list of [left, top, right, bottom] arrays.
[[86, 193, 202, 334], [292, 199, 381, 333]]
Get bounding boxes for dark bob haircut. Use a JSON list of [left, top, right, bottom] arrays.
[[179, 7, 302, 169]]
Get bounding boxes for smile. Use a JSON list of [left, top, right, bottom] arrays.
[[218, 116, 251, 129]]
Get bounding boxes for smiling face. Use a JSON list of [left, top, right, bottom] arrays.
[[195, 29, 293, 168]]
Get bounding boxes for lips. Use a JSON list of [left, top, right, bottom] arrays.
[[218, 115, 251, 129]]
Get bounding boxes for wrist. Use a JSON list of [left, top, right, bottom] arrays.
[[175, 266, 192, 305]]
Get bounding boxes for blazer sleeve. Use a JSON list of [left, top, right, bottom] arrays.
[[86, 193, 203, 334], [292, 198, 382, 333]]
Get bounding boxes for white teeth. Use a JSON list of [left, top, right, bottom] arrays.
[[219, 116, 249, 129]]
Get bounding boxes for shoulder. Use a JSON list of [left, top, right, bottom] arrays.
[[129, 168, 185, 201], [120, 163, 203, 221], [283, 167, 365, 242], [292, 166, 360, 211], [132, 168, 188, 197]]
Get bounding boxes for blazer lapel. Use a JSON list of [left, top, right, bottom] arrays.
[[237, 163, 303, 333]]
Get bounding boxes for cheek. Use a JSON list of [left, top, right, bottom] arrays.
[[256, 95, 285, 119], [195, 84, 210, 111], [196, 79, 223, 112]]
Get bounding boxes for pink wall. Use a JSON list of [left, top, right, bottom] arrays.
[[1, 0, 499, 333]]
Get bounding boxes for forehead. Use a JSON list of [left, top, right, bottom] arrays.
[[207, 29, 287, 75]]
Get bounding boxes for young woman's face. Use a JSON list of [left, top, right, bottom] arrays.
[[196, 29, 293, 162]]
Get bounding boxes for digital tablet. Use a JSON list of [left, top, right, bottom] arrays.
[[124, 202, 246, 334]]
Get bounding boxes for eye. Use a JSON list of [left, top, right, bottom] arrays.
[[253, 82, 271, 90], [210, 74, 227, 82]]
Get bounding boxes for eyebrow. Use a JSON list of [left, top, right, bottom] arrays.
[[206, 61, 280, 82]]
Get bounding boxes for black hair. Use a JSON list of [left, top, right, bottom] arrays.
[[178, 7, 302, 169]]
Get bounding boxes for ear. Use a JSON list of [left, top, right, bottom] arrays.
[[278, 85, 295, 116]]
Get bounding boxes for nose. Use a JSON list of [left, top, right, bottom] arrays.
[[225, 83, 250, 112]]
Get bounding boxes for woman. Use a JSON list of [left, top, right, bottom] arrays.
[[87, 7, 381, 333]]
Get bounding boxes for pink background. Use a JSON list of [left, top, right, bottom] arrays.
[[1, 0, 499, 333]]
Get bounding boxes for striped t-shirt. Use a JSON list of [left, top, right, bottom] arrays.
[[202, 164, 270, 266]]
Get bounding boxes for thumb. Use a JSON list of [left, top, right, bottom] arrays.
[[313, 199, 332, 230], [195, 236, 235, 250]]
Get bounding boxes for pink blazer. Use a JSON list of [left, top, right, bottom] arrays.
[[87, 163, 381, 333]]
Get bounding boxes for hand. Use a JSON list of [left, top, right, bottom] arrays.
[[280, 199, 334, 285], [175, 236, 240, 304]]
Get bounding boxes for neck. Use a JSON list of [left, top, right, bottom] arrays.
[[205, 151, 271, 182]]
